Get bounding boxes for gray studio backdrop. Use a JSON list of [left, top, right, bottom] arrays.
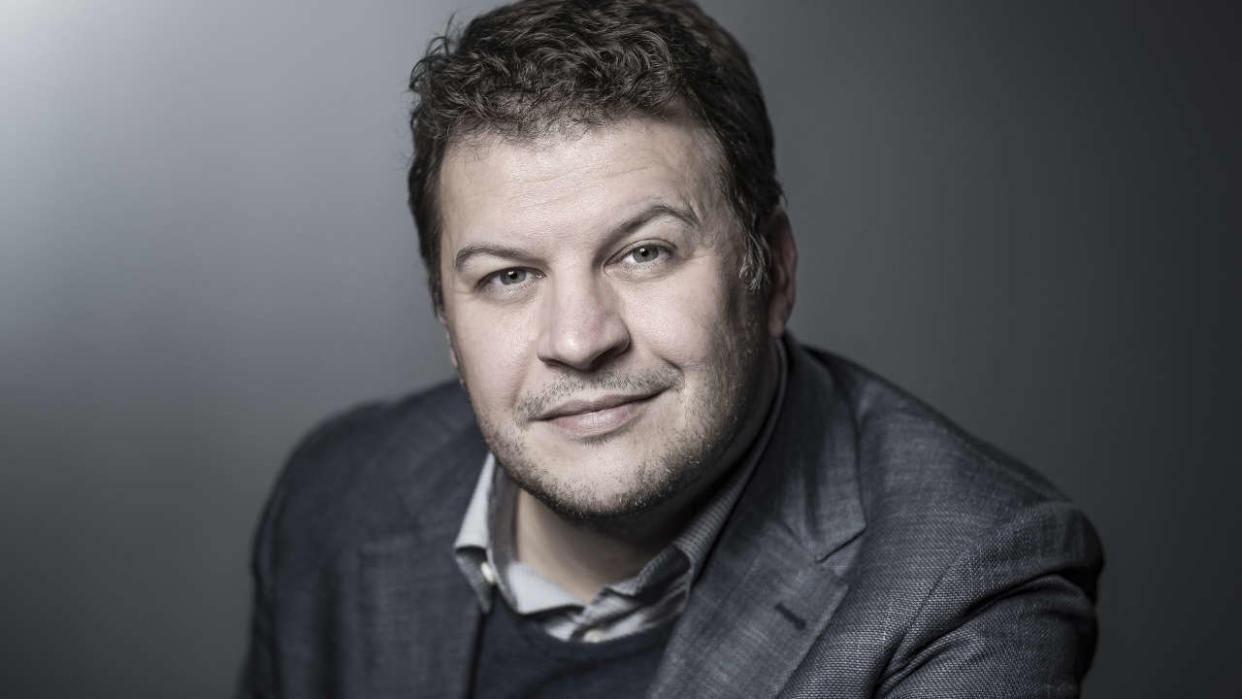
[[2, 1, 1238, 697]]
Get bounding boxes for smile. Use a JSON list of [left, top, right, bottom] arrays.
[[536, 392, 662, 438]]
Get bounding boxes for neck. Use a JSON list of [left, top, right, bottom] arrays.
[[513, 339, 781, 602], [514, 489, 669, 602]]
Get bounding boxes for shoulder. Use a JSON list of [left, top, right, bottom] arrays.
[[274, 378, 476, 516], [813, 347, 1080, 533], [803, 346, 1101, 605], [781, 345, 1102, 694], [275, 378, 476, 502], [253, 379, 484, 579]]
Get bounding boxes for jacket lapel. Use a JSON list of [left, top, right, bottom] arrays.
[[649, 339, 866, 699], [356, 423, 487, 699]]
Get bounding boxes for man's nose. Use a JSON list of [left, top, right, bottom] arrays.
[[536, 275, 630, 372]]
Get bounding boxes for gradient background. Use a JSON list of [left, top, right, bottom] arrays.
[[2, 1, 1238, 696]]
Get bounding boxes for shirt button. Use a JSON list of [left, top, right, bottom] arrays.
[[479, 561, 496, 586]]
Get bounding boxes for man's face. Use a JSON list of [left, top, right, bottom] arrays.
[[438, 117, 780, 521]]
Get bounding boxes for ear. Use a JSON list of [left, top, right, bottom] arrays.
[[438, 310, 460, 371], [446, 333, 459, 371], [763, 210, 797, 337]]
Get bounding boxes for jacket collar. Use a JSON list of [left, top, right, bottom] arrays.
[[647, 336, 866, 698]]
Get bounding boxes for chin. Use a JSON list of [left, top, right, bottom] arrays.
[[498, 437, 707, 523]]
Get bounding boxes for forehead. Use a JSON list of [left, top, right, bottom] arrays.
[[436, 117, 726, 246]]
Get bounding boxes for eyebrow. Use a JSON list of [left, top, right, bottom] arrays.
[[452, 202, 700, 272]]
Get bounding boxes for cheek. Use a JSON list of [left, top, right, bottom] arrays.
[[449, 310, 538, 410], [620, 260, 732, 367]]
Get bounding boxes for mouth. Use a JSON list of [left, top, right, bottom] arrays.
[[534, 391, 663, 438]]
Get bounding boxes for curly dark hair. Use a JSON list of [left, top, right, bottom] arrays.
[[408, 0, 782, 311]]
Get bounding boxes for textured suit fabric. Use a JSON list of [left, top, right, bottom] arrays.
[[239, 339, 1102, 698]]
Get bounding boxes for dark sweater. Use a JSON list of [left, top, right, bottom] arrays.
[[471, 595, 675, 698]]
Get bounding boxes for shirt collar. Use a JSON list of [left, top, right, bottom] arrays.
[[452, 452, 499, 610]]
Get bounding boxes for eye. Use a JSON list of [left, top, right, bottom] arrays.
[[621, 244, 668, 264], [496, 268, 528, 285], [478, 267, 536, 292]]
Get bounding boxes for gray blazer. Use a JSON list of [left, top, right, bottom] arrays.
[[239, 340, 1102, 698]]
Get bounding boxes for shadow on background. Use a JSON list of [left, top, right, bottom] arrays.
[[2, 1, 1237, 696]]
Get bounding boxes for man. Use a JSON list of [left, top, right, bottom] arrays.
[[240, 0, 1102, 697]]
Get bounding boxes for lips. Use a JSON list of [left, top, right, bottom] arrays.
[[535, 391, 662, 438], [535, 392, 656, 420]]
